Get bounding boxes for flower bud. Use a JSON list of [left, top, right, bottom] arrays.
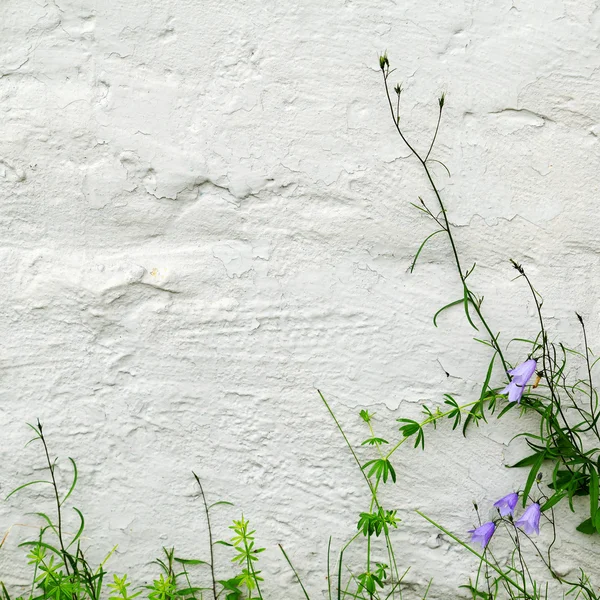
[[379, 52, 389, 70], [439, 92, 445, 109], [394, 83, 402, 96]]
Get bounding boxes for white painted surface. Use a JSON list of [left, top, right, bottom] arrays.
[[2, 0, 600, 597]]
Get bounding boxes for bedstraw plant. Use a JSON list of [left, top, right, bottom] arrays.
[[0, 421, 267, 600]]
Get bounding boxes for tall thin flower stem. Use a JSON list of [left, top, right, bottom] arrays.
[[381, 66, 508, 376], [244, 533, 263, 600], [577, 313, 600, 438], [192, 473, 217, 600], [417, 512, 527, 595], [37, 421, 71, 578], [512, 263, 586, 460]]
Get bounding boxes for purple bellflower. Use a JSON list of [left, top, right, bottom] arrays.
[[501, 359, 537, 404], [515, 502, 541, 535], [468, 521, 496, 549], [508, 359, 538, 381], [493, 492, 519, 517]]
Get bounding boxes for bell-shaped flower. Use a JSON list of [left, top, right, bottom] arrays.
[[501, 380, 526, 404], [468, 521, 496, 549], [515, 502, 541, 535], [508, 359, 537, 382], [493, 492, 519, 517], [501, 359, 537, 404]]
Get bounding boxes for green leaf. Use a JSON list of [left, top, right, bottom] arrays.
[[69, 507, 85, 547], [462, 400, 485, 436], [414, 427, 425, 450], [278, 545, 311, 600], [397, 419, 420, 438], [590, 466, 599, 522], [541, 491, 566, 512], [443, 395, 462, 430], [387, 461, 397, 483], [360, 437, 389, 446], [576, 518, 596, 535], [595, 511, 600, 534], [458, 584, 491, 599], [361, 458, 396, 483], [28, 512, 58, 536], [410, 230, 444, 273], [5, 480, 52, 500], [462, 355, 496, 435], [173, 558, 208, 565], [496, 401, 517, 419], [60, 458, 78, 506], [398, 419, 425, 448], [507, 452, 545, 469], [359, 409, 373, 423], [462, 287, 479, 331], [208, 501, 234, 510], [18, 540, 63, 557], [443, 394, 458, 407], [479, 354, 496, 404], [522, 452, 546, 508], [433, 299, 463, 328]]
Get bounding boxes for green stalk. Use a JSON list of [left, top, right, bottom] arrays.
[[381, 67, 508, 375], [416, 512, 527, 596]]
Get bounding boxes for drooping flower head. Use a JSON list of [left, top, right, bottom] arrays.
[[493, 492, 519, 517], [468, 521, 496, 549], [515, 502, 541, 535], [508, 359, 538, 382], [501, 359, 537, 404]]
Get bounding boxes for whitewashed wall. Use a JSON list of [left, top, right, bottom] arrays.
[[2, 0, 600, 597]]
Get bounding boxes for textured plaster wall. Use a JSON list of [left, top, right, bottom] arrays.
[[2, 0, 600, 597]]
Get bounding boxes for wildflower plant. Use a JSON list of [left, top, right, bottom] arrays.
[[347, 51, 600, 598], [297, 51, 600, 599], [4, 52, 600, 600], [377, 52, 600, 536], [1, 423, 269, 600]]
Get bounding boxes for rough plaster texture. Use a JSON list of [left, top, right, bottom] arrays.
[[2, 0, 600, 597]]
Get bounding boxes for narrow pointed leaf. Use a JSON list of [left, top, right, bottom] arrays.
[[433, 299, 463, 327]]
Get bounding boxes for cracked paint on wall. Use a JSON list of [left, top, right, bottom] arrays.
[[2, 0, 600, 597]]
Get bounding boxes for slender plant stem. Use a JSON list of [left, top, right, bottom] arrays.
[[577, 313, 600, 437], [385, 401, 477, 460], [366, 534, 372, 599], [417, 512, 527, 596], [424, 107, 442, 162], [192, 473, 217, 600], [243, 525, 264, 600], [318, 390, 381, 508], [381, 67, 508, 375], [515, 266, 584, 456], [37, 421, 71, 577], [278, 545, 311, 600]]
